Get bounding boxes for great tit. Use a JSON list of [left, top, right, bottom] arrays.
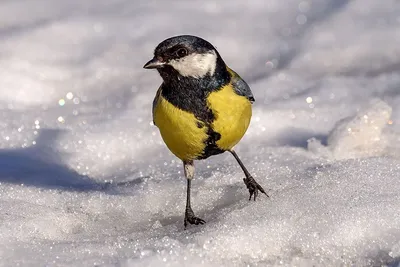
[[144, 35, 268, 229]]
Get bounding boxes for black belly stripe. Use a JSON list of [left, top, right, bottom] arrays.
[[198, 129, 224, 160], [159, 63, 231, 160]]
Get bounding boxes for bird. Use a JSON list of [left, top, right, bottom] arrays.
[[143, 35, 268, 229]]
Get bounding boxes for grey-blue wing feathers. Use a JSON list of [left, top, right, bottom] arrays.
[[230, 70, 255, 103]]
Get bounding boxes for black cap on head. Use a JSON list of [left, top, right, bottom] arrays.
[[144, 35, 222, 70], [154, 35, 216, 56], [143, 35, 229, 87]]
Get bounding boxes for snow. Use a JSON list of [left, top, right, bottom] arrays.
[[0, 0, 400, 266]]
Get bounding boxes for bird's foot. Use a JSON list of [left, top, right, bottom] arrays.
[[243, 176, 269, 201], [184, 208, 205, 229]]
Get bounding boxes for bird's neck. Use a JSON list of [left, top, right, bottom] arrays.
[[159, 60, 230, 123]]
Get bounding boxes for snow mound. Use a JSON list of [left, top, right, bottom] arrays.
[[308, 99, 393, 160]]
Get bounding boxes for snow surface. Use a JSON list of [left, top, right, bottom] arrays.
[[0, 0, 400, 266]]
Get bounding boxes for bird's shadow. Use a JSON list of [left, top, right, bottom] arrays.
[[0, 128, 102, 191], [0, 128, 148, 193]]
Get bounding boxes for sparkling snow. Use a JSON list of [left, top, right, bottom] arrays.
[[0, 0, 399, 266]]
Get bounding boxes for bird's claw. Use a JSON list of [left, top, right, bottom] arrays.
[[243, 176, 269, 201], [184, 209, 206, 229]]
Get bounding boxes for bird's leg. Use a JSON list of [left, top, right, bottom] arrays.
[[183, 161, 206, 229], [229, 150, 269, 201]]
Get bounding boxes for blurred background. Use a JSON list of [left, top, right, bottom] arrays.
[[0, 1, 399, 265], [0, 0, 399, 183]]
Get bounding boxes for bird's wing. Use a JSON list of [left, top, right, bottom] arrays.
[[152, 85, 162, 125], [230, 69, 255, 103]]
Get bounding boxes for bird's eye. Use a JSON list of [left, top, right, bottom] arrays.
[[175, 48, 188, 58]]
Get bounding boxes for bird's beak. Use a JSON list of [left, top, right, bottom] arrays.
[[143, 57, 165, 69]]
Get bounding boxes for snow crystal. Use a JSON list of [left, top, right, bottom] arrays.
[[0, 0, 399, 266]]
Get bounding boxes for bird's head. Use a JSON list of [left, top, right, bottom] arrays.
[[143, 35, 226, 80]]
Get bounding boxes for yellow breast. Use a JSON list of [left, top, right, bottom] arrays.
[[153, 75, 252, 161], [207, 83, 252, 150], [153, 95, 208, 161]]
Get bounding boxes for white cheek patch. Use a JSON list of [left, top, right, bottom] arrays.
[[168, 51, 217, 78]]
